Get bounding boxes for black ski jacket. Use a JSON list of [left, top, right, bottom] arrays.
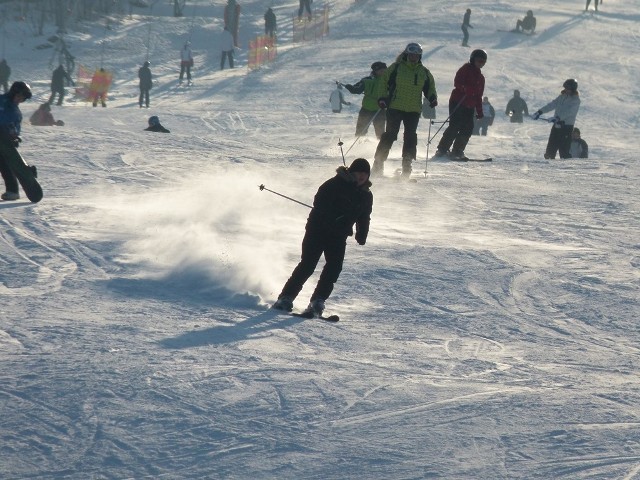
[[306, 167, 373, 244]]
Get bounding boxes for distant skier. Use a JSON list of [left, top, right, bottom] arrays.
[[49, 64, 75, 106], [532, 78, 581, 159], [144, 116, 170, 133], [585, 0, 599, 12], [515, 10, 536, 33], [179, 41, 193, 84], [298, 0, 312, 21], [329, 84, 350, 113], [461, 9, 472, 47], [373, 42, 438, 177], [505, 89, 529, 123], [271, 158, 373, 319], [569, 127, 588, 158], [0, 81, 35, 201], [264, 7, 276, 38], [0, 59, 10, 93], [472, 96, 495, 136], [434, 49, 486, 160], [220, 27, 235, 70], [224, 0, 241, 47], [343, 61, 388, 139], [29, 103, 64, 126], [138, 61, 152, 108], [90, 68, 110, 107]]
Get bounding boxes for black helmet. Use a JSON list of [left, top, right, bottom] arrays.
[[563, 78, 578, 91], [470, 49, 488, 63], [8, 81, 32, 100], [148, 115, 160, 126], [143, 61, 150, 67], [370, 61, 387, 72]]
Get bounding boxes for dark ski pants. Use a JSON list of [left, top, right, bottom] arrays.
[[355, 108, 386, 139], [179, 63, 192, 81], [437, 101, 475, 154], [0, 143, 19, 194], [461, 25, 469, 45], [139, 87, 150, 108], [544, 124, 573, 159], [373, 108, 420, 175], [279, 230, 347, 303], [48, 88, 65, 106], [298, 0, 312, 19], [220, 50, 234, 70]]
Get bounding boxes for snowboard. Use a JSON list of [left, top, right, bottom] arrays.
[[0, 139, 43, 203]]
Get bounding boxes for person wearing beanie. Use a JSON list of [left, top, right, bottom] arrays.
[[343, 61, 388, 139], [144, 115, 170, 133], [532, 78, 580, 159], [272, 158, 373, 318]]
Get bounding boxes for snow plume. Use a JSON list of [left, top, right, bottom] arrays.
[[82, 168, 306, 305]]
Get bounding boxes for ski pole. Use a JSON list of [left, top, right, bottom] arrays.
[[343, 108, 382, 157], [429, 95, 467, 143], [338, 138, 346, 166], [424, 119, 433, 176], [259, 184, 312, 209]]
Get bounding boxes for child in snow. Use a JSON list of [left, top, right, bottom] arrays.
[[144, 116, 170, 133], [329, 84, 350, 113], [271, 158, 373, 318], [532, 79, 581, 159], [29, 103, 64, 126], [569, 127, 588, 158]]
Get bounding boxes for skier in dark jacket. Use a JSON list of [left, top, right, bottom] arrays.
[[264, 7, 276, 37], [0, 59, 10, 93], [49, 64, 74, 106], [461, 9, 472, 47], [138, 61, 153, 108], [505, 89, 529, 123], [0, 81, 34, 201], [272, 158, 373, 318], [144, 116, 170, 133], [344, 61, 388, 139], [435, 49, 486, 160]]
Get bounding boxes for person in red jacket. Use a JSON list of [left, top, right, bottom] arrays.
[[435, 49, 487, 160]]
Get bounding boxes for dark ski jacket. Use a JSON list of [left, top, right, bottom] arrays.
[[306, 167, 373, 243], [449, 62, 485, 117], [0, 92, 22, 137], [0, 60, 10, 82], [505, 96, 528, 122], [138, 65, 152, 89], [51, 65, 73, 90], [145, 123, 170, 133]]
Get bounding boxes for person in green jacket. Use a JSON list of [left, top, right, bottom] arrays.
[[373, 43, 437, 178], [344, 61, 388, 139]]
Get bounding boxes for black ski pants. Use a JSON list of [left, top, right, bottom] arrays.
[[355, 108, 385, 139], [279, 229, 347, 303], [220, 50, 234, 70], [0, 140, 19, 194], [139, 86, 150, 108], [437, 100, 475, 154], [544, 123, 573, 159], [373, 108, 420, 174]]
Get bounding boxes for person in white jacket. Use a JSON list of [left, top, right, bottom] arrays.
[[179, 41, 193, 84], [329, 84, 350, 113], [220, 27, 235, 70], [533, 79, 581, 159]]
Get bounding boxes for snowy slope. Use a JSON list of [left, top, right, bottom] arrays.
[[1, 0, 639, 478]]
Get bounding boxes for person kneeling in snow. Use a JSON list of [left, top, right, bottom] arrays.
[[272, 158, 373, 318], [30, 103, 64, 126], [144, 115, 170, 133]]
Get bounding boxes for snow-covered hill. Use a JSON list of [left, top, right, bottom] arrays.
[[1, 0, 639, 478]]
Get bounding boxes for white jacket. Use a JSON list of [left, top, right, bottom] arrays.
[[539, 92, 580, 126]]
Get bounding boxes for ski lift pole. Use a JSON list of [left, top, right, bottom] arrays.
[[259, 184, 312, 209], [343, 108, 382, 157], [145, 23, 152, 62], [338, 138, 346, 166]]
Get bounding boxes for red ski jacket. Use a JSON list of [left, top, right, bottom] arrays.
[[449, 62, 485, 117]]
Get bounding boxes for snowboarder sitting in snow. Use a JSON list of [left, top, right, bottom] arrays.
[[271, 158, 373, 318], [29, 102, 64, 126], [532, 78, 580, 159], [515, 10, 536, 33], [570, 127, 588, 158], [144, 115, 170, 133]]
